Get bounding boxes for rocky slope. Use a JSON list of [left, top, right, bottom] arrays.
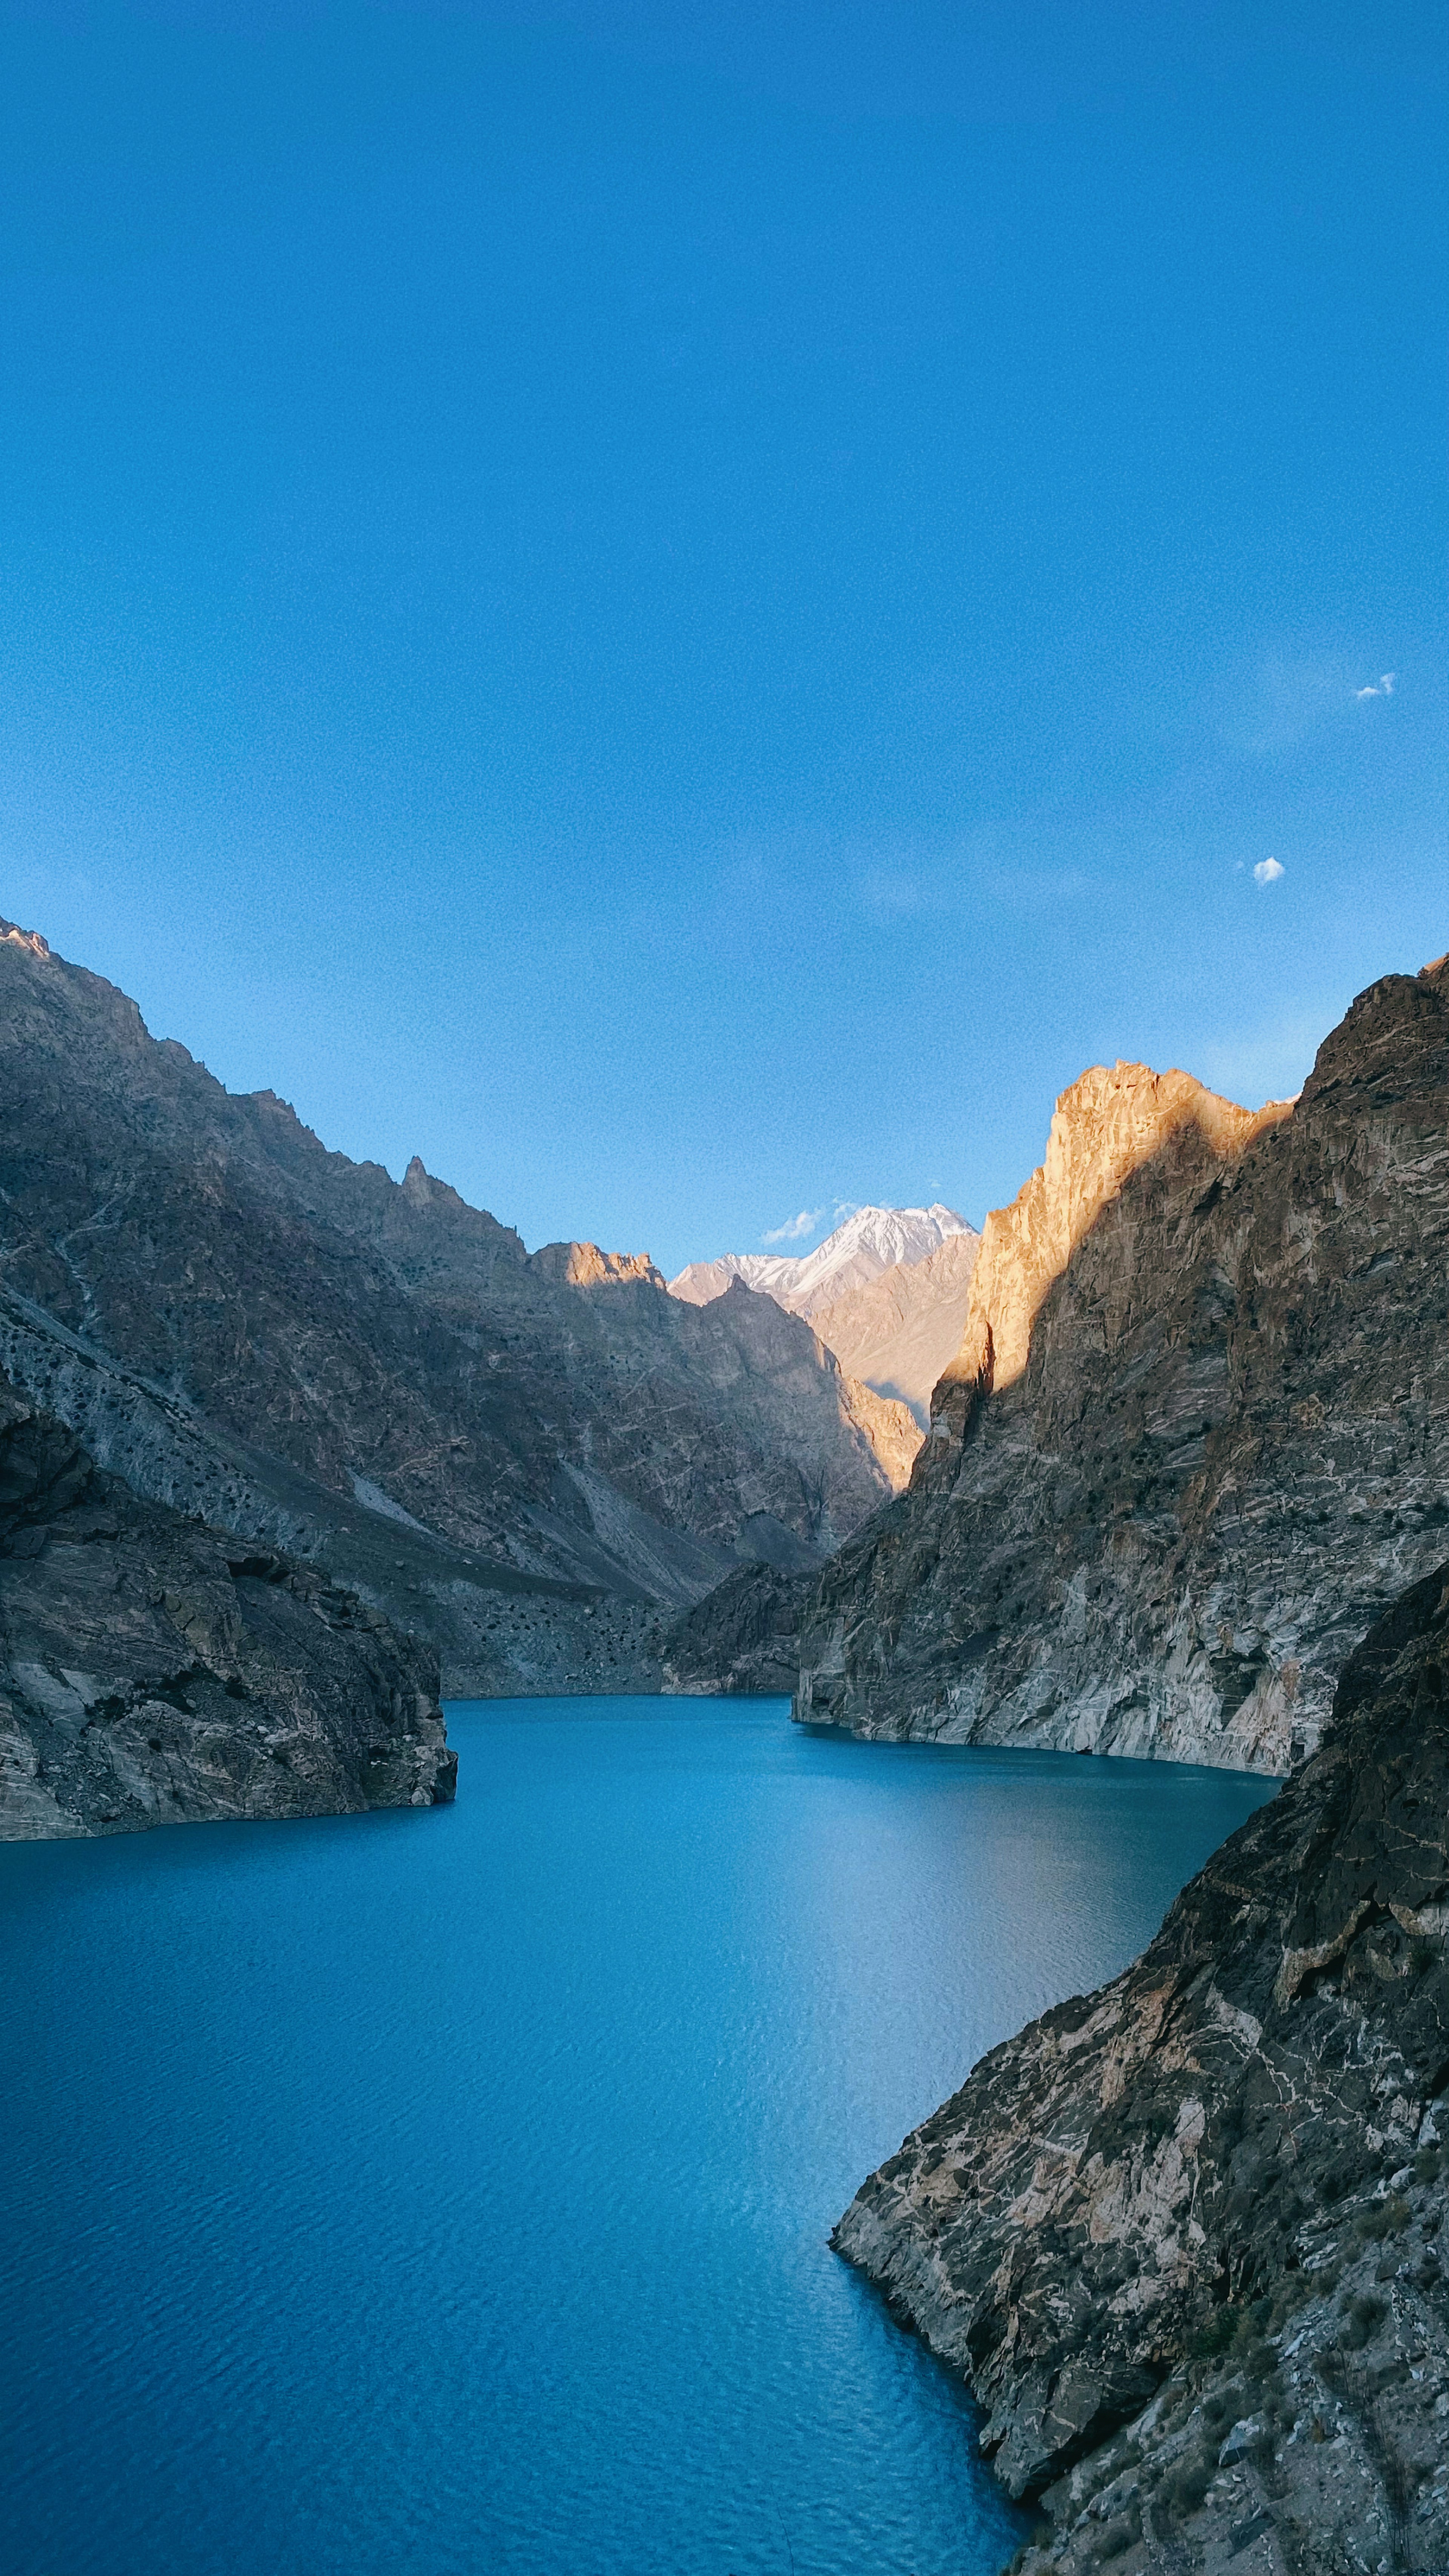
[[0, 921, 914, 1691], [0, 1370, 454, 1838], [810, 1227, 982, 1426], [660, 1561, 810, 1697], [834, 1559, 1449, 2576], [795, 960, 1449, 1773], [670, 1202, 971, 1318]]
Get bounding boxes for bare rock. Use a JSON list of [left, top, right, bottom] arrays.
[[0, 1373, 455, 1838], [796, 959, 1449, 1772], [834, 1562, 1449, 2571]]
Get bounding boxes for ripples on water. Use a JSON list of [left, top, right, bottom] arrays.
[[0, 1699, 1275, 2576]]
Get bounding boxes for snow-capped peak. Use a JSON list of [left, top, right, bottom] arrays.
[[670, 1203, 975, 1319]]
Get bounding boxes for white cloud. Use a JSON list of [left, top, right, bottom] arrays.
[[1356, 672, 1396, 698], [762, 1207, 824, 1244], [1253, 857, 1285, 886]]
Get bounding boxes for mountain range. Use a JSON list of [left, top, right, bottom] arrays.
[[669, 1201, 972, 1317], [0, 919, 917, 1743], [671, 1202, 981, 1424], [5, 907, 1447, 2571]]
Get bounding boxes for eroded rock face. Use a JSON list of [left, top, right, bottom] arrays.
[[835, 1564, 1449, 2571], [0, 923, 909, 1681], [796, 961, 1449, 1772], [661, 1561, 810, 1697], [0, 1375, 455, 1839]]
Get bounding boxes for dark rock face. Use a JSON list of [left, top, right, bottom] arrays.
[[796, 960, 1449, 1773], [0, 921, 911, 1687], [661, 1562, 811, 1697], [0, 1373, 454, 1838], [834, 1565, 1449, 2573]]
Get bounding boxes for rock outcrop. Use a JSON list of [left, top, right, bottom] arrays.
[[0, 920, 914, 1691], [834, 1561, 1449, 2574], [660, 1561, 810, 1697], [810, 1227, 982, 1426], [0, 1371, 454, 1838], [795, 961, 1449, 1773]]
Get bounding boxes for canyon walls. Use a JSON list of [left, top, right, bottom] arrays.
[[795, 960, 1449, 1773]]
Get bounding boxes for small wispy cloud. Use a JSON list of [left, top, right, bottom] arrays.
[[1253, 857, 1285, 886], [762, 1207, 824, 1245], [1356, 673, 1396, 699]]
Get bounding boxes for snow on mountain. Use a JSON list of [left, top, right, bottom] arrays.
[[670, 1204, 974, 1320]]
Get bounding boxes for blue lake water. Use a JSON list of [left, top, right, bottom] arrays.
[[0, 1698, 1275, 2576]]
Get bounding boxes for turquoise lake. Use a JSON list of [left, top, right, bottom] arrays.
[[0, 1698, 1275, 2576]]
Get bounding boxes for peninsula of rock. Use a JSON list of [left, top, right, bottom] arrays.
[[835, 1557, 1449, 2574]]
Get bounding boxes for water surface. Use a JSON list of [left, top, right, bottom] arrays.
[[0, 1699, 1275, 2576]]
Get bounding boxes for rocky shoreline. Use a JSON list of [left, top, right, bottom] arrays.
[[0, 1372, 455, 1839], [834, 1562, 1449, 2574]]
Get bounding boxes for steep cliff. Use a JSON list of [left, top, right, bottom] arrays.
[[0, 1371, 454, 1838], [0, 921, 912, 1688], [795, 960, 1449, 1773], [834, 1561, 1449, 2574]]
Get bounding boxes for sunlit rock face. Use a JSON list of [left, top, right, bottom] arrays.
[[833, 1561, 1449, 2574], [0, 921, 912, 1695], [795, 958, 1449, 1774], [0, 1372, 454, 1840]]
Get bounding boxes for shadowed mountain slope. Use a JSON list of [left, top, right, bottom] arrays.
[[795, 960, 1449, 1773], [0, 921, 913, 1689], [0, 1369, 453, 1838]]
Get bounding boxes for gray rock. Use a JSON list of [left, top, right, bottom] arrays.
[[796, 958, 1449, 1773], [0, 1370, 454, 1838], [0, 920, 914, 1690], [834, 1560, 1449, 2572]]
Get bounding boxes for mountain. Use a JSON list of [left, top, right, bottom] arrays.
[[0, 920, 916, 1695], [834, 1557, 1449, 2573], [795, 960, 1449, 1773], [669, 1203, 971, 1319], [808, 1229, 981, 1425], [0, 1368, 454, 1837]]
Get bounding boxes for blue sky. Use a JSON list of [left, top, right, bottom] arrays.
[[2, 1, 1444, 1272]]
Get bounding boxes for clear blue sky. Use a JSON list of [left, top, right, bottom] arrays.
[[3, 2, 1444, 1272]]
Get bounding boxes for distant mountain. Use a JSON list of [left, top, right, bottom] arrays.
[[808, 1230, 981, 1426], [670, 1203, 971, 1320]]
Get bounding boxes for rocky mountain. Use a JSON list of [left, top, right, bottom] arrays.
[[795, 960, 1449, 1774], [809, 1228, 982, 1425], [670, 1202, 971, 1318], [0, 1368, 454, 1838], [0, 920, 915, 1695], [834, 1558, 1449, 2576]]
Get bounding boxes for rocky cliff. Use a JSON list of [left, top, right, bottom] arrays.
[[0, 1370, 454, 1838], [834, 1559, 1449, 2575], [0, 920, 914, 1692], [795, 960, 1449, 1773]]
